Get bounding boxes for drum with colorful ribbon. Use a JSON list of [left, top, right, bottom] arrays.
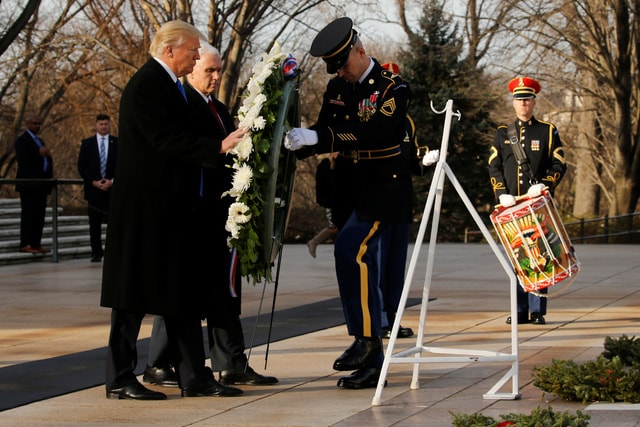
[[490, 188, 579, 295]]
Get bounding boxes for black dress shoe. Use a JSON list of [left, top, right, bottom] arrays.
[[530, 312, 546, 324], [381, 326, 414, 339], [219, 365, 278, 385], [181, 378, 243, 397], [506, 314, 530, 324], [333, 337, 382, 371], [106, 382, 167, 400], [337, 367, 386, 389], [90, 255, 102, 262], [143, 365, 179, 387]]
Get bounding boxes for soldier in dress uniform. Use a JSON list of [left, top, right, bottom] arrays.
[[488, 76, 567, 325], [285, 17, 413, 389]]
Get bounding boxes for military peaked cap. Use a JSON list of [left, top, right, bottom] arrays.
[[310, 17, 358, 74], [509, 76, 541, 99]]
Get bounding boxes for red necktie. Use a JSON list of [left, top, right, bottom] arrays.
[[208, 98, 226, 134]]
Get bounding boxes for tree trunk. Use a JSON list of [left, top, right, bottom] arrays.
[[572, 107, 601, 217]]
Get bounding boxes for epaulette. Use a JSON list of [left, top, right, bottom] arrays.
[[381, 69, 403, 83]]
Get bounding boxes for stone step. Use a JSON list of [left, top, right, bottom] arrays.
[[0, 198, 98, 265], [0, 229, 105, 250], [0, 244, 95, 265], [0, 216, 93, 231]]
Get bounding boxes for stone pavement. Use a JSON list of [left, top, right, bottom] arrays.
[[0, 243, 639, 426]]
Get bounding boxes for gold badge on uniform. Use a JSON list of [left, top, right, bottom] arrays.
[[380, 98, 396, 117]]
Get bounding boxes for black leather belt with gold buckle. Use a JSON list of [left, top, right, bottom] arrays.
[[340, 145, 401, 161]]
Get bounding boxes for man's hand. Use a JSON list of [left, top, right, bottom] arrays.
[[527, 183, 546, 198], [499, 194, 516, 207], [284, 128, 318, 151], [422, 149, 440, 166]]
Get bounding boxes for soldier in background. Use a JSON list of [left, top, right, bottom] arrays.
[[488, 76, 567, 326]]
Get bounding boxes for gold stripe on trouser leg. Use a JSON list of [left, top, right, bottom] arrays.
[[356, 221, 380, 337]]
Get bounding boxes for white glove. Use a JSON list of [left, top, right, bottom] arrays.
[[284, 128, 318, 151], [527, 183, 546, 198], [499, 194, 516, 207], [422, 149, 440, 166]]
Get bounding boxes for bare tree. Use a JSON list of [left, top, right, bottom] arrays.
[[0, 0, 422, 237], [0, 0, 41, 57], [493, 0, 640, 215]]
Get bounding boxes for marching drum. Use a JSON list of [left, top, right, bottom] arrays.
[[490, 188, 579, 295]]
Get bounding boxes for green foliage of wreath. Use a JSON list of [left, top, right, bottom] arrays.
[[231, 75, 285, 284], [224, 43, 297, 285], [533, 335, 640, 403]]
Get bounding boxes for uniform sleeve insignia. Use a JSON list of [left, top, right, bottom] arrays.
[[380, 98, 396, 117], [336, 132, 357, 142]]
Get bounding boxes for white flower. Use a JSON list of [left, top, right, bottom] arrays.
[[228, 202, 252, 224], [229, 133, 253, 161], [226, 40, 290, 279], [237, 115, 253, 131], [252, 61, 266, 76], [251, 93, 268, 111], [248, 101, 264, 123], [254, 66, 274, 85], [247, 78, 262, 97], [268, 41, 282, 59], [252, 116, 266, 130], [229, 164, 253, 196], [225, 218, 241, 239]]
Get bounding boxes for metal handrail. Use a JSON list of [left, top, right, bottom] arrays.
[[0, 178, 84, 262], [466, 212, 640, 244]]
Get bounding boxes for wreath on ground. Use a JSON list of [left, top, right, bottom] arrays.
[[451, 335, 640, 425], [533, 334, 640, 403]]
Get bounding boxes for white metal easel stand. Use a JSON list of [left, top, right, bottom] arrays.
[[372, 99, 521, 406]]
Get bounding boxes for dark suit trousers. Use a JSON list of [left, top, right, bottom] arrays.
[[19, 191, 48, 247], [106, 309, 209, 390], [207, 314, 247, 372], [148, 314, 247, 373], [87, 197, 108, 257]]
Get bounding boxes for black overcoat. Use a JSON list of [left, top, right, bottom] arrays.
[[14, 131, 53, 193], [100, 59, 223, 317]]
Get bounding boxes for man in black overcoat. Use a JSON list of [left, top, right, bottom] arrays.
[[100, 20, 246, 401]]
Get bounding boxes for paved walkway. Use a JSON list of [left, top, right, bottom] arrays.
[[0, 243, 639, 426]]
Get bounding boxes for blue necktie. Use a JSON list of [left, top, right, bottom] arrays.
[[99, 137, 107, 177], [176, 79, 187, 102], [32, 135, 49, 173]]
